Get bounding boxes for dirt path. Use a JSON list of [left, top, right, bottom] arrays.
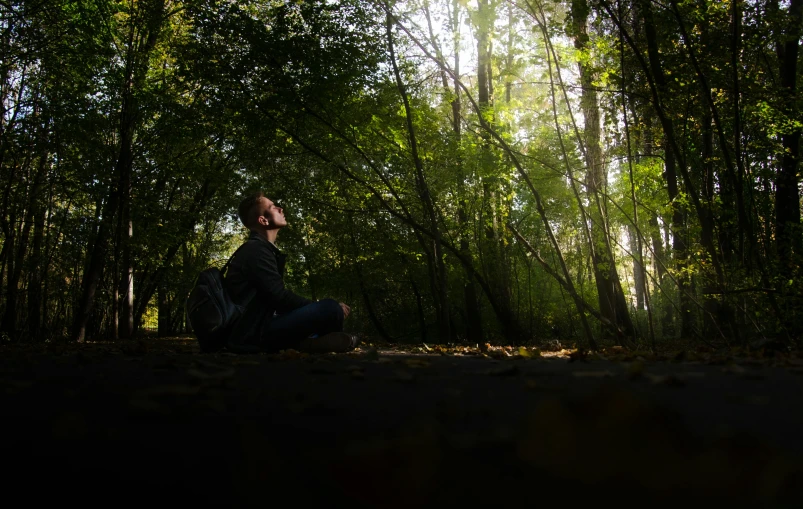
[[2, 339, 802, 507]]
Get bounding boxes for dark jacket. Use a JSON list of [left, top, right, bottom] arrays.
[[224, 232, 312, 350]]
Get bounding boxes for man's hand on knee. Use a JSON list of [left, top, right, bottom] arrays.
[[339, 302, 350, 319]]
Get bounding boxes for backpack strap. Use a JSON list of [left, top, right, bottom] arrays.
[[221, 241, 250, 276]]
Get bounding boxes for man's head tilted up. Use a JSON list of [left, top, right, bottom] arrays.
[[238, 191, 286, 243]]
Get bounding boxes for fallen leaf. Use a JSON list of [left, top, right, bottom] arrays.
[[487, 349, 511, 359], [517, 346, 541, 359], [568, 349, 589, 362], [277, 349, 305, 360]]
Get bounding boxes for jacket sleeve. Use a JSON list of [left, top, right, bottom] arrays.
[[251, 242, 312, 313]]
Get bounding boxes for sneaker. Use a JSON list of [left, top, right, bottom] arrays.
[[298, 332, 358, 353]]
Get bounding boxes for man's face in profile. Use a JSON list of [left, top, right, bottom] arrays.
[[258, 196, 287, 230]]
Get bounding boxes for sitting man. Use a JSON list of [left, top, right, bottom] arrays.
[[224, 191, 356, 353]]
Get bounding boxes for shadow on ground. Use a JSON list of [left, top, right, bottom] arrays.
[[2, 338, 802, 507]]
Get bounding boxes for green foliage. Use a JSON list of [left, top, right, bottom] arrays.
[[1, 0, 802, 347]]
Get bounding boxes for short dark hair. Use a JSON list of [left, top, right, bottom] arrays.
[[237, 191, 265, 228]]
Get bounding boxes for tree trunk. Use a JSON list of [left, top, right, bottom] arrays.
[[355, 259, 392, 342], [700, 105, 724, 338], [639, 0, 692, 337], [630, 226, 645, 310], [1, 214, 16, 336], [2, 154, 46, 338], [72, 148, 125, 341], [157, 281, 171, 337], [775, 0, 803, 269], [27, 191, 46, 340], [648, 213, 672, 331], [477, 0, 492, 110], [450, 0, 483, 344], [573, 0, 635, 339], [348, 223, 391, 342], [475, 0, 522, 343], [387, 15, 451, 342], [410, 274, 427, 343], [119, 200, 133, 339], [71, 0, 166, 341]]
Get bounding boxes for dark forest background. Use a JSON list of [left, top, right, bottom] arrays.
[[1, 0, 802, 349]]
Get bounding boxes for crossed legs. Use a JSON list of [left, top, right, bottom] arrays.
[[260, 298, 345, 352]]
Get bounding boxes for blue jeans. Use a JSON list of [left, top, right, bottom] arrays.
[[259, 298, 344, 352]]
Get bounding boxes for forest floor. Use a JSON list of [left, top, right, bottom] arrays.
[[2, 337, 803, 507]]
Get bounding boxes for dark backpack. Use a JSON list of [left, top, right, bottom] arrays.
[[185, 248, 244, 352]]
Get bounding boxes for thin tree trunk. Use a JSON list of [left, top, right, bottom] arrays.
[[630, 226, 645, 310], [448, 0, 483, 344], [775, 0, 803, 268], [26, 189, 45, 340], [132, 177, 217, 331], [157, 282, 170, 337], [410, 273, 427, 343], [669, 0, 750, 263], [573, 0, 635, 338], [1, 213, 15, 335], [119, 201, 133, 339], [72, 153, 125, 341], [348, 222, 391, 342], [71, 0, 166, 341], [355, 259, 392, 342], [277, 79, 520, 347], [637, 0, 692, 337], [387, 14, 451, 342], [601, 0, 724, 305], [475, 0, 521, 343], [2, 154, 45, 338]]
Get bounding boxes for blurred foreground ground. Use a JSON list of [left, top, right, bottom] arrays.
[[1, 338, 802, 507]]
